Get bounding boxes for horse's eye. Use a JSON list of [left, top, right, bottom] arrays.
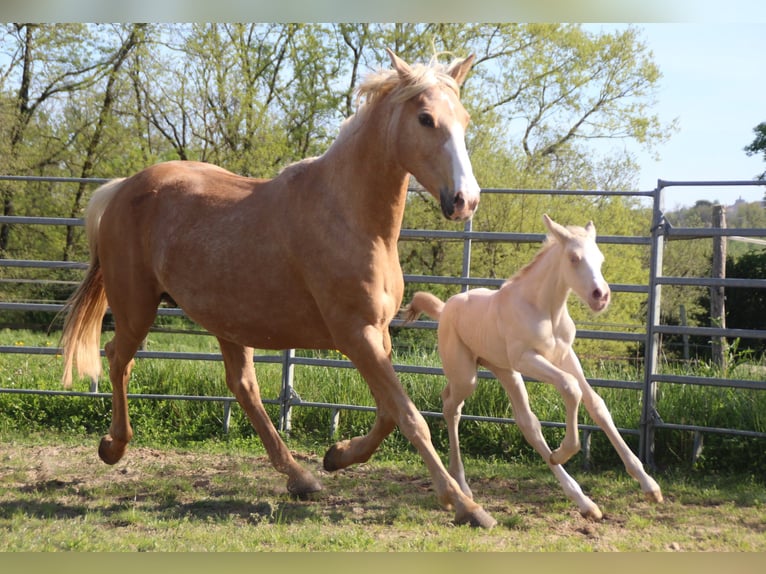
[[569, 253, 582, 264], [418, 113, 435, 128]]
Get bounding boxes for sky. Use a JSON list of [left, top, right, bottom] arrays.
[[621, 23, 766, 210]]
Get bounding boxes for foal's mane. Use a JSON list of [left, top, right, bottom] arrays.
[[505, 225, 590, 285]]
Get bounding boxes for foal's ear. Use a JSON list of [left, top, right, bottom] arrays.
[[447, 54, 475, 87], [585, 220, 597, 238], [543, 213, 570, 242], [386, 48, 413, 79]]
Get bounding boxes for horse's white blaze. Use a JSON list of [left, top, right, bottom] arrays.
[[445, 120, 480, 203]]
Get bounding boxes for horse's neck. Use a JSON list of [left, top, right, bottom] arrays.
[[514, 245, 571, 320], [319, 106, 410, 242]]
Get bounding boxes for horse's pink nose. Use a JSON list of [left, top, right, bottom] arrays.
[[593, 287, 610, 302], [450, 190, 479, 220]]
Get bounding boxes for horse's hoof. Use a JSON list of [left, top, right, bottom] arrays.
[[454, 505, 497, 529], [580, 504, 603, 521], [323, 442, 348, 472], [98, 435, 127, 465], [287, 471, 323, 500], [645, 488, 663, 503]]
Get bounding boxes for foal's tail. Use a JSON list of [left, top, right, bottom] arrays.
[[60, 178, 125, 388], [403, 291, 446, 323]]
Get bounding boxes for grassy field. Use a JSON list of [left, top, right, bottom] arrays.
[[1, 328, 765, 551], [1, 430, 765, 551]]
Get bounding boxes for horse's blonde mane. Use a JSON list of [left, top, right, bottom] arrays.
[[505, 225, 590, 284], [356, 56, 462, 106], [335, 56, 463, 143]]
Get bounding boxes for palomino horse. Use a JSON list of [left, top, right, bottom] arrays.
[[404, 214, 662, 520], [60, 49, 497, 528]]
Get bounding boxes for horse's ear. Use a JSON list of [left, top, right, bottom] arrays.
[[447, 54, 475, 87], [585, 220, 597, 238], [543, 213, 570, 242], [386, 48, 413, 80]]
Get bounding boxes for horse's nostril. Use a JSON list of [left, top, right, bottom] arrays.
[[593, 289, 602, 300], [454, 192, 465, 209]]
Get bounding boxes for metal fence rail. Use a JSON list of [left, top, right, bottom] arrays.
[[2, 174, 766, 468]]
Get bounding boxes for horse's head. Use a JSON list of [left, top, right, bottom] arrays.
[[543, 214, 611, 313], [384, 48, 480, 221]]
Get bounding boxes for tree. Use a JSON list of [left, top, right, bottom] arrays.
[[744, 121, 766, 184], [0, 24, 143, 256]]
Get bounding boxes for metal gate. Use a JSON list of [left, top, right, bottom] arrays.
[[2, 174, 766, 466]]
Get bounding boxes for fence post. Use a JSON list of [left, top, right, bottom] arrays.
[[640, 180, 666, 468], [279, 348, 296, 433], [460, 217, 472, 292], [711, 204, 727, 370]]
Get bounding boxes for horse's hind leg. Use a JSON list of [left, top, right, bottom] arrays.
[[98, 312, 157, 465], [441, 352, 480, 499], [217, 338, 321, 498]]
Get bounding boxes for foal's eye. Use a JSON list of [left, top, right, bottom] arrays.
[[418, 113, 435, 128], [569, 253, 582, 264]]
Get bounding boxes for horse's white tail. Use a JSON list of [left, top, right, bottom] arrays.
[[403, 291, 446, 323], [60, 178, 125, 388]]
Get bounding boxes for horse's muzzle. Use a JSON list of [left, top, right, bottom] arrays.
[[440, 188, 479, 221], [589, 286, 611, 313]]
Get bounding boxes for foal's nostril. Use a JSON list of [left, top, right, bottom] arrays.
[[593, 288, 603, 300], [454, 192, 465, 210]]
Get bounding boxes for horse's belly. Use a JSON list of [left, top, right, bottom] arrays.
[[161, 269, 335, 350], [181, 297, 334, 350]]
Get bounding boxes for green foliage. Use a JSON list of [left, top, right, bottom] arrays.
[[718, 251, 766, 353], [744, 121, 766, 181]]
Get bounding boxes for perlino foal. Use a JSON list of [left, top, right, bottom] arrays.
[[404, 214, 662, 520]]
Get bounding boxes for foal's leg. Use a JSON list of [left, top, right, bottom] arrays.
[[325, 325, 496, 528], [515, 351, 582, 465], [562, 351, 663, 503], [441, 347, 480, 499], [217, 338, 321, 497], [495, 368, 602, 520]]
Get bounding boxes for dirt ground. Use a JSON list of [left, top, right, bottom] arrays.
[[1, 437, 765, 551]]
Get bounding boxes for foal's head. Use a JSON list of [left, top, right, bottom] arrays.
[[358, 49, 480, 221], [543, 214, 611, 313]]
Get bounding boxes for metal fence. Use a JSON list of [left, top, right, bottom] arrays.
[[2, 174, 766, 468]]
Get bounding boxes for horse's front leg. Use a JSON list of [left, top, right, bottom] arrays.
[[218, 339, 322, 498], [562, 351, 663, 503], [515, 351, 582, 466], [326, 325, 496, 528], [496, 368, 602, 520]]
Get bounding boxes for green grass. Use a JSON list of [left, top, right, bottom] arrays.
[[0, 429, 764, 551]]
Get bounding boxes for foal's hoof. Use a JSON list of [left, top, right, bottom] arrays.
[[287, 471, 323, 500], [644, 488, 663, 503], [454, 504, 497, 529], [98, 435, 128, 465], [322, 442, 349, 472], [579, 504, 604, 522]]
